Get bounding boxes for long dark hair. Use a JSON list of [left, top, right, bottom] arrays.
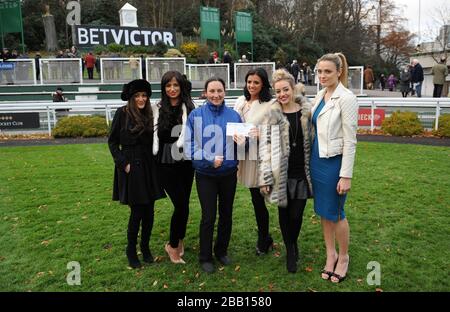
[[125, 93, 153, 135], [243, 68, 272, 102], [158, 71, 195, 132]]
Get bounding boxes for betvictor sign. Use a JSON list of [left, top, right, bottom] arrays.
[[75, 25, 176, 48]]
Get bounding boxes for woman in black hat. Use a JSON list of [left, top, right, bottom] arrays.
[[108, 79, 165, 269]]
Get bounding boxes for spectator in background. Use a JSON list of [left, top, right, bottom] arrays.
[[129, 56, 140, 80], [431, 56, 448, 98], [387, 74, 397, 92], [239, 55, 249, 63], [291, 60, 300, 83], [95, 53, 101, 77], [411, 59, 424, 98], [223, 50, 234, 82], [379, 74, 386, 91], [34, 52, 41, 81], [84, 52, 96, 80], [399, 66, 411, 98], [302, 62, 309, 84], [52, 87, 68, 102], [363, 65, 375, 90]]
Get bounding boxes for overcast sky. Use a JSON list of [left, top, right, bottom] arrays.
[[392, 0, 449, 43]]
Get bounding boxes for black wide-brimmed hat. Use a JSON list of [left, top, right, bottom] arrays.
[[121, 79, 152, 101]]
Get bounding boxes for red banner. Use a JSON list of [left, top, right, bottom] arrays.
[[358, 109, 385, 126]]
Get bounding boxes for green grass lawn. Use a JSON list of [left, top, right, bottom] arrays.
[[0, 142, 449, 292]]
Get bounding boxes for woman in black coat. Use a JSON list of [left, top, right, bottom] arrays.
[[108, 79, 165, 269]]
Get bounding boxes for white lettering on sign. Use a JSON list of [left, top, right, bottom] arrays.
[[130, 30, 141, 45], [111, 29, 124, 44], [151, 32, 163, 44], [163, 32, 174, 46], [75, 26, 176, 47], [99, 29, 110, 45], [89, 28, 99, 45], [77, 28, 89, 45]]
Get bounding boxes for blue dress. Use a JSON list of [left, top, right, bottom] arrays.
[[310, 99, 347, 222]]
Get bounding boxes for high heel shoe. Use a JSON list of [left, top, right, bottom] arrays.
[[331, 256, 349, 283], [286, 243, 297, 273], [165, 243, 185, 264], [177, 239, 184, 257], [255, 237, 274, 256], [321, 257, 338, 280]]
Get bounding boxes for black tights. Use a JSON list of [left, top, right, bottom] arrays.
[[278, 198, 306, 248], [127, 203, 154, 247], [249, 188, 271, 248]]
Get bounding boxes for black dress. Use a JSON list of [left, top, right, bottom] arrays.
[[108, 106, 165, 205]]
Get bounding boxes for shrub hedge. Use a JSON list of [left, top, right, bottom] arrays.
[[52, 115, 109, 138], [381, 111, 423, 136], [434, 114, 450, 138]]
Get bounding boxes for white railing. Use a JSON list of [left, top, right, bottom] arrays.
[[100, 57, 142, 84], [146, 57, 186, 83], [234, 62, 276, 89], [187, 63, 230, 90], [39, 58, 83, 85], [1, 97, 449, 136]]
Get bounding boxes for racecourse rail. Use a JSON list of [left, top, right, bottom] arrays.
[[0, 97, 449, 136]]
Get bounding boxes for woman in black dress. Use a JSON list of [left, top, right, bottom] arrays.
[[108, 79, 165, 269]]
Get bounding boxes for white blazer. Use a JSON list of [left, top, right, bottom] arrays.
[[312, 82, 358, 178]]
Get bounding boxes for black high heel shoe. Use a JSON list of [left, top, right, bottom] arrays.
[[286, 243, 297, 273], [255, 237, 274, 256], [321, 257, 338, 280]]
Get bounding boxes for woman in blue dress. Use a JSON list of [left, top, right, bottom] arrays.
[[311, 53, 358, 283]]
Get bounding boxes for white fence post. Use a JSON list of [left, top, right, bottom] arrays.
[[371, 100, 375, 132], [435, 101, 440, 131], [46, 106, 52, 137]]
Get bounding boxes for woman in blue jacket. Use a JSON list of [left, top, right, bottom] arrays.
[[185, 77, 242, 273]]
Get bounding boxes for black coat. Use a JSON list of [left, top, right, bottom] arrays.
[[108, 106, 165, 205]]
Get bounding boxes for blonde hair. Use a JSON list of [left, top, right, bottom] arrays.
[[271, 68, 295, 89], [294, 82, 306, 96], [317, 52, 349, 88]]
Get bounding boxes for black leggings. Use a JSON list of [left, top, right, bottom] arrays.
[[128, 203, 154, 246], [160, 163, 194, 248], [249, 188, 271, 246], [278, 198, 307, 247]]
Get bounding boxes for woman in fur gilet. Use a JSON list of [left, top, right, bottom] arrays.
[[259, 69, 313, 273]]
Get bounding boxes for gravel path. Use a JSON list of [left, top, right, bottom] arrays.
[[0, 135, 449, 148]]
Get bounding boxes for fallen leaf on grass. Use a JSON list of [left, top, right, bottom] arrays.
[[0, 256, 5, 262], [195, 273, 200, 278], [234, 265, 240, 272], [41, 240, 52, 246], [308, 288, 317, 292], [57, 220, 64, 224], [305, 267, 313, 272], [163, 284, 169, 289], [152, 280, 158, 287], [102, 243, 112, 250], [36, 272, 45, 277], [199, 282, 205, 287], [274, 251, 281, 258], [231, 279, 237, 283], [376, 288, 383, 292], [218, 266, 225, 271], [153, 256, 163, 263], [357, 279, 363, 283]]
